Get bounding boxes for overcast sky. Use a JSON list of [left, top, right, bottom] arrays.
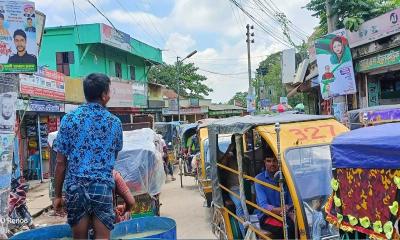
[[36, 0, 319, 103]]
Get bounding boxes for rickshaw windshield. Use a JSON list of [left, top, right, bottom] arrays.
[[204, 136, 231, 179], [285, 145, 337, 238]]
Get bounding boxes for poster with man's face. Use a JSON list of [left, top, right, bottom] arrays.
[[0, 1, 37, 73], [0, 92, 16, 133], [0, 134, 13, 190]]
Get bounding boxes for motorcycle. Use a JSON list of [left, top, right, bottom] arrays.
[[7, 177, 34, 237]]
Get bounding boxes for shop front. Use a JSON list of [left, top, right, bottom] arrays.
[[355, 46, 400, 107], [162, 106, 208, 123], [16, 99, 64, 181]]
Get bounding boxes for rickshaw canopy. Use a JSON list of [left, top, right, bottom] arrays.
[[178, 123, 198, 140], [347, 104, 400, 129], [154, 121, 180, 145], [331, 122, 400, 169]]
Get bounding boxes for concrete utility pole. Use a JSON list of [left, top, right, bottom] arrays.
[[246, 24, 255, 115], [326, 0, 347, 110]]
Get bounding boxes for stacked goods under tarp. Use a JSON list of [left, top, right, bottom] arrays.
[[115, 128, 166, 217]]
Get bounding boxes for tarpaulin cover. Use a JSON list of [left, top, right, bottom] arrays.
[[115, 128, 166, 197], [347, 104, 400, 130], [207, 114, 333, 207], [331, 122, 400, 169]]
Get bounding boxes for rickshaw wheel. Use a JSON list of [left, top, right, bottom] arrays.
[[211, 206, 228, 240]]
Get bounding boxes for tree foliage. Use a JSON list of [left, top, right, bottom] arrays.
[[228, 91, 247, 106], [305, 0, 400, 33], [148, 62, 213, 99], [255, 52, 305, 107]]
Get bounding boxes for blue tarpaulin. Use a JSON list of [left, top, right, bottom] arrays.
[[331, 123, 400, 169]]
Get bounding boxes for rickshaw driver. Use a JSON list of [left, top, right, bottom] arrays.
[[186, 134, 199, 172], [255, 155, 295, 239]]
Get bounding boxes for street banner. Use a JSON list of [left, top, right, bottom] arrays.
[[0, 133, 14, 237], [19, 73, 65, 101], [315, 29, 357, 100], [0, 1, 37, 73]]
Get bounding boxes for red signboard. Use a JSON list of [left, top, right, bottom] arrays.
[[19, 73, 65, 101]]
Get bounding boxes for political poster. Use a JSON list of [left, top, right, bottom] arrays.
[[0, 1, 37, 73], [246, 94, 256, 113], [315, 29, 357, 100], [0, 74, 17, 133], [0, 134, 14, 190]]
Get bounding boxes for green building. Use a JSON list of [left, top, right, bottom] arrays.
[[39, 23, 163, 108]]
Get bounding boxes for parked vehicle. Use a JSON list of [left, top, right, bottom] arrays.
[[325, 122, 400, 240], [208, 113, 348, 239], [177, 123, 199, 187], [154, 122, 181, 164], [347, 104, 400, 129]]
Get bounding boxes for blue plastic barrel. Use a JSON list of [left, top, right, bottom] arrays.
[[10, 224, 72, 240], [10, 216, 176, 240], [112, 217, 177, 239]]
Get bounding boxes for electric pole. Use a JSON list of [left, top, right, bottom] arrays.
[[246, 24, 255, 115]]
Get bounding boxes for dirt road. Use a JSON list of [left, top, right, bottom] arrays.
[[161, 175, 214, 239]]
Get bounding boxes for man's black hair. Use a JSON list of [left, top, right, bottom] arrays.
[[27, 17, 32, 21], [83, 73, 111, 102], [13, 29, 26, 40], [0, 13, 4, 19]]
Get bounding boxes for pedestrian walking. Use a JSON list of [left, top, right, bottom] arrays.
[[53, 73, 124, 239]]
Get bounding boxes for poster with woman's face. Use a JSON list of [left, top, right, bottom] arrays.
[[315, 29, 357, 100]]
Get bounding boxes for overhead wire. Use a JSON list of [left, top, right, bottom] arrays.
[[252, 0, 307, 41], [114, 0, 164, 48], [71, 0, 81, 43], [228, 0, 292, 48]]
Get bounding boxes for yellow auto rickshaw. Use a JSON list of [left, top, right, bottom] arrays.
[[197, 120, 231, 207], [208, 114, 348, 239], [325, 122, 400, 240]]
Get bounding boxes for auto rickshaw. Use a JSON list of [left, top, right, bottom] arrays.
[[197, 120, 231, 207], [154, 121, 181, 164], [347, 104, 400, 129], [325, 122, 400, 240], [208, 114, 349, 239], [178, 123, 199, 187]]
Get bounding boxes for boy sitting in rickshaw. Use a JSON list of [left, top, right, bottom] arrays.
[[255, 155, 295, 239]]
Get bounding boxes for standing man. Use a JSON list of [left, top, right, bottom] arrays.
[[53, 73, 124, 239], [8, 30, 37, 64]]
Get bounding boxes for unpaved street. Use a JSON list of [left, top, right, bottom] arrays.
[[161, 175, 214, 239]]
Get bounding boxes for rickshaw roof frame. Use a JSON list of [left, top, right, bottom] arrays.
[[331, 122, 400, 169], [207, 114, 333, 135]]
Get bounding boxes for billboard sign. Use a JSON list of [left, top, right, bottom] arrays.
[[315, 29, 357, 100], [100, 23, 131, 52], [282, 48, 296, 84], [347, 8, 400, 48], [108, 80, 133, 107], [19, 73, 65, 101], [0, 1, 37, 73]]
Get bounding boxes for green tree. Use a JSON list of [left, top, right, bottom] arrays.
[[148, 62, 213, 98], [255, 52, 306, 108], [305, 0, 400, 33], [228, 91, 247, 106]]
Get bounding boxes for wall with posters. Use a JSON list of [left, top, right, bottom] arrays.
[[0, 1, 38, 73], [315, 29, 357, 100]]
